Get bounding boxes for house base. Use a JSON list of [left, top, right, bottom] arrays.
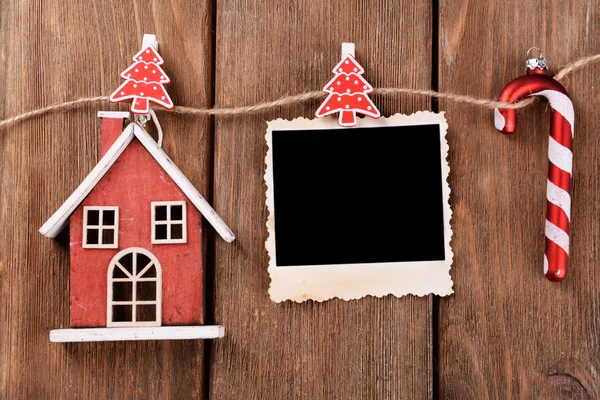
[[49, 325, 224, 342]]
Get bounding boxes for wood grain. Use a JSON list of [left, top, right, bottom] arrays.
[[4, 0, 600, 398], [0, 0, 213, 398], [211, 1, 434, 398], [438, 0, 600, 398]]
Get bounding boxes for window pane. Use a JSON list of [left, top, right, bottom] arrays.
[[112, 281, 132, 301], [136, 305, 156, 322], [155, 205, 167, 221], [112, 305, 132, 322], [137, 281, 156, 301], [102, 228, 114, 245], [155, 224, 168, 240], [118, 253, 134, 275], [103, 210, 115, 225], [136, 253, 151, 272], [86, 229, 99, 245], [139, 264, 156, 278], [87, 209, 99, 225], [171, 224, 183, 240], [113, 264, 130, 278], [171, 205, 183, 221]]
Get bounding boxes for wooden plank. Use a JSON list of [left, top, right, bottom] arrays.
[[0, 1, 213, 398], [211, 1, 434, 398], [438, 0, 600, 397]]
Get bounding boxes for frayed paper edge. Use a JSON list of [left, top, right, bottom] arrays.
[[265, 112, 454, 303]]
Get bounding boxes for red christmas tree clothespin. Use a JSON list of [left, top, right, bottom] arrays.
[[110, 34, 174, 114], [315, 43, 380, 127]]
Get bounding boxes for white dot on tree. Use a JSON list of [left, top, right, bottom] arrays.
[[326, 106, 330, 110], [337, 81, 341, 85], [120, 91, 125, 95], [133, 84, 137, 88], [337, 97, 341, 101], [152, 70, 156, 74], [346, 89, 350, 93], [345, 77, 350, 81], [367, 106, 372, 110], [140, 92, 144, 96], [345, 105, 350, 108], [354, 80, 358, 84], [161, 96, 166, 100], [153, 58, 157, 62], [338, 68, 343, 72], [138, 57, 143, 61], [146, 49, 150, 53], [353, 68, 357, 72], [363, 85, 367, 89], [135, 69, 139, 72], [345, 60, 349, 64], [154, 86, 157, 90], [144, 77, 148, 80], [144, 65, 149, 69], [358, 97, 362, 101], [127, 73, 131, 77], [160, 76, 164, 79]]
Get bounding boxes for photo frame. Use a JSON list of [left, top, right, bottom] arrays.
[[265, 112, 453, 302]]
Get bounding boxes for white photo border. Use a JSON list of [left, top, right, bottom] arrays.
[[265, 112, 454, 302]]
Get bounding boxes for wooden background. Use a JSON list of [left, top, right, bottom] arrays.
[[1, 0, 599, 398]]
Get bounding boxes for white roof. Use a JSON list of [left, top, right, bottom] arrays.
[[39, 123, 235, 243]]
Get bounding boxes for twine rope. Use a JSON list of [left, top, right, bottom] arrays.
[[148, 109, 163, 147], [1, 53, 600, 130]]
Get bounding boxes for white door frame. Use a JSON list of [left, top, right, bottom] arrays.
[[106, 247, 162, 327]]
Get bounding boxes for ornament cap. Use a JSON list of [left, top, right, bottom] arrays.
[[525, 47, 548, 74]]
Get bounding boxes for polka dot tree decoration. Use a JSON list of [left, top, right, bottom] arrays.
[[110, 38, 174, 114], [315, 44, 380, 127]]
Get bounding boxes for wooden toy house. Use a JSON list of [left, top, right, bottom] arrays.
[[40, 112, 234, 342]]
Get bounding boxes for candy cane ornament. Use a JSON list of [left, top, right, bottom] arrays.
[[494, 48, 574, 282]]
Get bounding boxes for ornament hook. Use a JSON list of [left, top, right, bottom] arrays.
[[134, 110, 163, 148], [526, 47, 543, 60], [134, 114, 149, 127]]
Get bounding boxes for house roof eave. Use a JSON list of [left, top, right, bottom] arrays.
[[39, 124, 235, 243], [39, 124, 136, 239]]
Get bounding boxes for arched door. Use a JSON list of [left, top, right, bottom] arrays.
[[107, 247, 162, 327]]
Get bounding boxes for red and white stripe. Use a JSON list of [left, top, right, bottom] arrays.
[[495, 80, 574, 281]]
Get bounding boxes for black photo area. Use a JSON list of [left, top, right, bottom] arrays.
[[272, 124, 446, 267]]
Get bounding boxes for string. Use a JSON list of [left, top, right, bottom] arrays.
[[1, 53, 600, 130], [148, 109, 163, 147]]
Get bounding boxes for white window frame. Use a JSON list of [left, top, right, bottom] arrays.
[[107, 247, 162, 327], [82, 206, 119, 249], [151, 201, 187, 244]]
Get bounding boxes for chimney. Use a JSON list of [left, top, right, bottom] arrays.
[[98, 111, 130, 157]]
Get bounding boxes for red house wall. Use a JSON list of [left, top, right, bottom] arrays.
[[69, 138, 204, 327]]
